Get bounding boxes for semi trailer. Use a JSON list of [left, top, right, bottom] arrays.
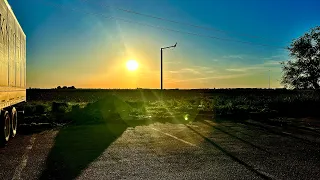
[[0, 0, 26, 145]]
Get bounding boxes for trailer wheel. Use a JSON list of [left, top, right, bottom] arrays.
[[11, 107, 17, 137], [0, 111, 11, 146]]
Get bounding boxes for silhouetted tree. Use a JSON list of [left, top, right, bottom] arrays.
[[281, 26, 320, 89], [62, 86, 68, 89], [57, 86, 62, 89], [68, 86, 76, 89]]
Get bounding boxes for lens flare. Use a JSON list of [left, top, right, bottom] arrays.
[[184, 114, 189, 121]]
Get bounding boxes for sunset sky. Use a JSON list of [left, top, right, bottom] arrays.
[[9, 0, 320, 89]]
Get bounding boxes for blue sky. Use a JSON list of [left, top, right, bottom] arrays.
[[8, 0, 320, 88]]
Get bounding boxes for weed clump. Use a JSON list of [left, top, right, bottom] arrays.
[[52, 102, 70, 114]]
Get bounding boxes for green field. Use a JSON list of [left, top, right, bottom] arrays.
[[19, 89, 320, 127]]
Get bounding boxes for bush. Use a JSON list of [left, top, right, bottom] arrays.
[[52, 102, 69, 113], [35, 104, 46, 114], [24, 104, 36, 116], [71, 104, 80, 112]]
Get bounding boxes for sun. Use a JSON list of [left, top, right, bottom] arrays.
[[126, 60, 139, 71]]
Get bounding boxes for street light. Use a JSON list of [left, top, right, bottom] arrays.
[[161, 42, 177, 90], [268, 69, 270, 89]]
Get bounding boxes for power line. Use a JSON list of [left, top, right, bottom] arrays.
[[79, 0, 267, 40], [41, 0, 286, 49]]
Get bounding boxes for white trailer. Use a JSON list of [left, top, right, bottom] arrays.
[[0, 0, 26, 145]]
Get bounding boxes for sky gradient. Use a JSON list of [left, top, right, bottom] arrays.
[[8, 0, 320, 89]]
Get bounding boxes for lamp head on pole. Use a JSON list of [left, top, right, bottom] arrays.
[[173, 42, 177, 47], [162, 42, 178, 50]]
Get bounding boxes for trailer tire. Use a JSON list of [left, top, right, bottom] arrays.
[[0, 111, 11, 146], [11, 107, 17, 137]]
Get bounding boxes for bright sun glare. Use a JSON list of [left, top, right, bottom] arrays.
[[126, 60, 139, 71]]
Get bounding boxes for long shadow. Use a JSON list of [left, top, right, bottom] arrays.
[[40, 95, 139, 180], [185, 125, 272, 180], [205, 116, 320, 145], [217, 123, 257, 138], [39, 95, 198, 179], [240, 120, 320, 145], [248, 118, 320, 136], [201, 120, 271, 154]]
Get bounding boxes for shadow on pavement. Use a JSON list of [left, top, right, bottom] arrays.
[[39, 95, 212, 179], [40, 95, 136, 180], [184, 124, 271, 180], [201, 120, 271, 154]]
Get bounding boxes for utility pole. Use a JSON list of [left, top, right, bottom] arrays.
[[160, 43, 177, 90], [161, 48, 163, 90], [268, 69, 270, 89]]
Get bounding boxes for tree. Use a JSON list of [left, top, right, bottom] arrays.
[[68, 86, 76, 89], [281, 26, 320, 89], [57, 86, 61, 89]]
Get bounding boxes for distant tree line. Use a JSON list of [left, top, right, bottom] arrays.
[[56, 86, 76, 89]]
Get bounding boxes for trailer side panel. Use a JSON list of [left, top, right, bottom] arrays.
[[0, 0, 26, 110]]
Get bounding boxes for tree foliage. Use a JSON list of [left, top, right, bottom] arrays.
[[281, 26, 320, 89], [68, 86, 76, 89]]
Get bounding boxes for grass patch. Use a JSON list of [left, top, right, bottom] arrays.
[[22, 89, 320, 125]]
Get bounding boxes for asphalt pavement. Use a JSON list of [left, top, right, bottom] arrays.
[[0, 119, 319, 180]]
